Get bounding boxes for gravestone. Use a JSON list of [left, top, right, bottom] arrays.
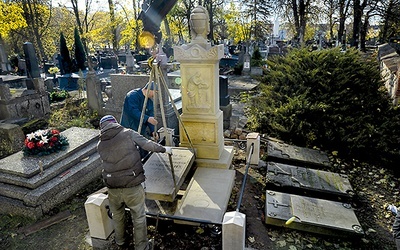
[[0, 42, 12, 73], [267, 139, 331, 168], [143, 147, 195, 202], [266, 161, 354, 201], [23, 42, 40, 79], [265, 190, 364, 237], [0, 127, 101, 218]]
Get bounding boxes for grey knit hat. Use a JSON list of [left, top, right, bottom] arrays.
[[99, 115, 117, 128]]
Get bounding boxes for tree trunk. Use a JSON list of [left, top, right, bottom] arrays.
[[351, 0, 361, 48], [337, 0, 350, 47], [359, 16, 368, 51], [298, 0, 307, 45], [291, 0, 300, 42], [22, 0, 48, 63], [108, 0, 118, 53]]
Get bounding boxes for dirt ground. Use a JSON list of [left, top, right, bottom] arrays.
[[0, 144, 399, 250]]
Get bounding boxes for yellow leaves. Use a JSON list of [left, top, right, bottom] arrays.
[[285, 216, 297, 225], [195, 227, 204, 234], [0, 3, 27, 37]]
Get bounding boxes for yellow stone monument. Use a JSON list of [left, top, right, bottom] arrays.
[[174, 5, 229, 162]]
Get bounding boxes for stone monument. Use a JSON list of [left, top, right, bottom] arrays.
[[174, 5, 233, 165]]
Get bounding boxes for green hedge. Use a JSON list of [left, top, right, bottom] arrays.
[[243, 47, 400, 167]]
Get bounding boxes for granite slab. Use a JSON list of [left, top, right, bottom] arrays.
[[265, 190, 364, 237], [0, 127, 99, 177], [266, 140, 331, 168], [266, 162, 354, 200], [0, 140, 98, 189]]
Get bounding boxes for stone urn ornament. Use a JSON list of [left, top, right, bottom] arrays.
[[190, 5, 210, 45]]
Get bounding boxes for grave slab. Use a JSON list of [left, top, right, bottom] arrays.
[[0, 127, 101, 218], [143, 147, 195, 202], [0, 140, 98, 188], [266, 162, 354, 200], [267, 140, 331, 168], [174, 168, 235, 225], [0, 127, 99, 177], [265, 190, 364, 237]]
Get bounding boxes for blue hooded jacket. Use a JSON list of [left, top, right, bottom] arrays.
[[120, 88, 154, 136]]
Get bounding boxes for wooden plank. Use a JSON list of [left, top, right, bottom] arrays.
[[18, 210, 72, 236]]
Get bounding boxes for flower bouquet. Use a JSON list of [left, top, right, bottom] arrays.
[[23, 129, 69, 156], [48, 66, 60, 74]]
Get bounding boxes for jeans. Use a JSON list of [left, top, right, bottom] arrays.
[[108, 185, 148, 250], [393, 211, 400, 249]]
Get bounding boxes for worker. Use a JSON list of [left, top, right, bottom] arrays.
[[97, 115, 172, 250], [120, 81, 158, 158]]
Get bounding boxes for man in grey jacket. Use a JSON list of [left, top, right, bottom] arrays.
[[97, 115, 172, 250]]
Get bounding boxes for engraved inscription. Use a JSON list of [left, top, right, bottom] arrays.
[[143, 148, 195, 201]]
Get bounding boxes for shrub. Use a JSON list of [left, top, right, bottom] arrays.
[[243, 47, 400, 167], [250, 47, 264, 67], [49, 90, 70, 103], [48, 99, 99, 131]]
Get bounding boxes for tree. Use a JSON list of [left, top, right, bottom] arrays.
[[74, 27, 86, 71], [378, 0, 400, 42], [242, 0, 273, 41], [224, 2, 251, 44], [0, 2, 27, 71], [20, 0, 53, 62], [0, 2, 27, 38], [59, 32, 72, 74], [166, 3, 189, 44]]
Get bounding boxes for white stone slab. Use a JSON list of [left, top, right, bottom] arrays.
[[265, 190, 364, 236], [174, 168, 235, 225], [143, 147, 195, 202]]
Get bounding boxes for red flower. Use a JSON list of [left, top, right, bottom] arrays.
[[36, 141, 44, 148], [27, 141, 36, 149], [49, 142, 55, 147], [51, 129, 60, 135], [50, 136, 58, 142]]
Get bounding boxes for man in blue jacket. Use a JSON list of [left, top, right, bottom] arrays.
[[121, 82, 159, 158]]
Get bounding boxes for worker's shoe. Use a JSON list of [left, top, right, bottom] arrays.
[[116, 242, 129, 250], [146, 239, 154, 250]]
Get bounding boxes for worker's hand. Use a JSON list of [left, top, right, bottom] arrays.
[[164, 146, 173, 155], [148, 117, 158, 125], [152, 132, 159, 141]]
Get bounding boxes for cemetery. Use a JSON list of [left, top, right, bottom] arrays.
[[0, 3, 399, 250]]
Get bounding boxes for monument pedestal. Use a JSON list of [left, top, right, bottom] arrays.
[[180, 111, 224, 159], [194, 146, 234, 169]]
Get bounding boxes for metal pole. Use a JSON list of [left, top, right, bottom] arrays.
[[236, 143, 254, 212]]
